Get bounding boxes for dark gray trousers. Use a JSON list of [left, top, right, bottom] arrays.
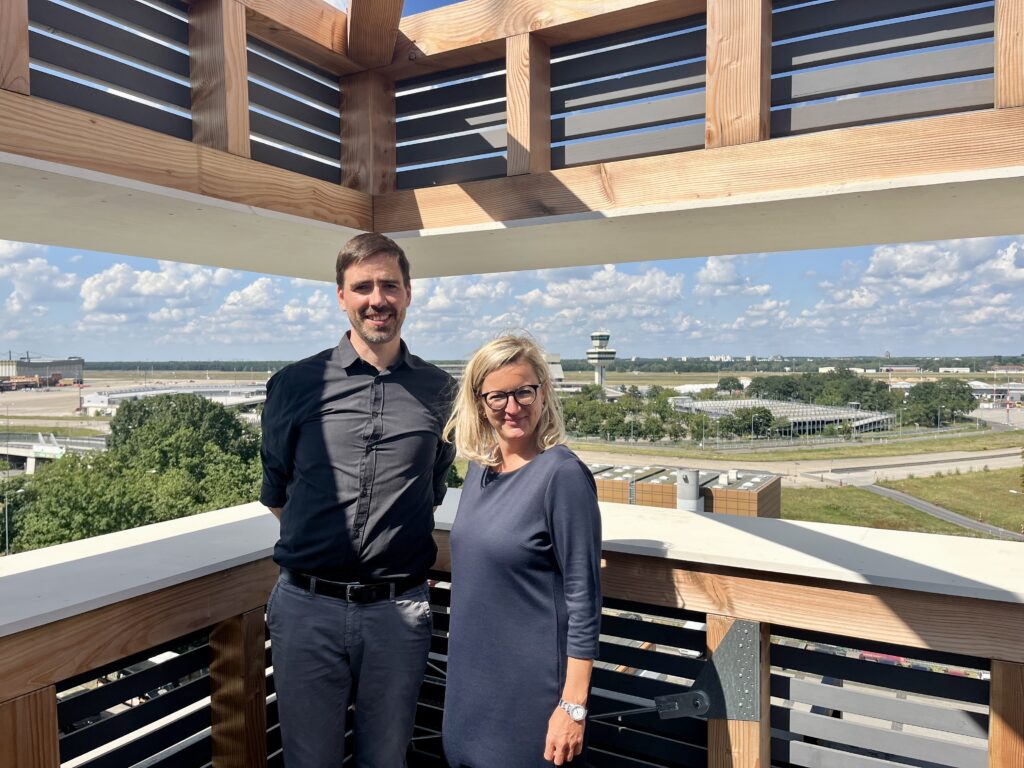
[[267, 577, 432, 768]]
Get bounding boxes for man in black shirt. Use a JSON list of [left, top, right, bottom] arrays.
[[261, 232, 455, 768]]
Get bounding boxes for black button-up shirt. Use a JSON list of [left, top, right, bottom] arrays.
[[260, 333, 456, 581]]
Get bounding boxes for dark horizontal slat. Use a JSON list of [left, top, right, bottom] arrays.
[[552, 26, 705, 89], [774, 626, 990, 670], [591, 667, 689, 702], [80, 705, 210, 768], [248, 49, 339, 108], [398, 102, 505, 143], [396, 155, 505, 190], [773, 737, 913, 768], [250, 141, 340, 183], [553, 121, 705, 168], [57, 631, 209, 693], [59, 646, 210, 728], [590, 691, 708, 746], [772, 675, 988, 738], [773, 41, 993, 105], [772, 77, 994, 136], [60, 676, 210, 761], [772, 6, 994, 73], [397, 125, 505, 167], [30, 69, 192, 139], [247, 37, 336, 84], [773, 0, 981, 42], [603, 597, 705, 626], [428, 610, 450, 633], [552, 14, 706, 60], [772, 708, 987, 768], [771, 644, 989, 704], [601, 614, 706, 651], [397, 73, 506, 119], [29, 0, 189, 76], [144, 733, 211, 768], [554, 90, 705, 141], [553, 59, 705, 113], [30, 30, 190, 108], [249, 81, 340, 134], [599, 641, 704, 679], [397, 58, 504, 92], [73, 0, 188, 43], [250, 111, 340, 159], [590, 720, 706, 767]]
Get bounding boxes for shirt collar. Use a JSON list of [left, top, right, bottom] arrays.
[[337, 331, 412, 372]]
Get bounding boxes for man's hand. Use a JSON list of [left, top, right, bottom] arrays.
[[543, 707, 584, 765]]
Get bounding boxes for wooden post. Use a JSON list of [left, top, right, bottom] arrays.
[[705, 0, 771, 148], [705, 614, 770, 768], [506, 32, 551, 176], [341, 70, 396, 194], [347, 0, 404, 68], [995, 0, 1024, 108], [0, 687, 60, 768], [189, 0, 251, 157], [990, 659, 1024, 768], [210, 608, 267, 768], [0, 0, 30, 95]]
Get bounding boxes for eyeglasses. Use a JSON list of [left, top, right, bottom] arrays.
[[478, 384, 541, 411]]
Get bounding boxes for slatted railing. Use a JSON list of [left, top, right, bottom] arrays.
[[771, 0, 996, 136]]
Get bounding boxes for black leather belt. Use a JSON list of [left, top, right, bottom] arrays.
[[280, 568, 424, 604]]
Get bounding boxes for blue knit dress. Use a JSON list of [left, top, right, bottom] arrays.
[[443, 445, 602, 767]]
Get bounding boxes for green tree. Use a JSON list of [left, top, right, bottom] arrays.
[[717, 376, 742, 392]]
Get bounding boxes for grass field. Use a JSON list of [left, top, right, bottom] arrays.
[[569, 430, 1024, 463], [780, 487, 986, 536], [86, 369, 270, 383], [1, 425, 106, 437], [879, 468, 1024, 534]]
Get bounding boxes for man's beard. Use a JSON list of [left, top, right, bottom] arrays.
[[352, 309, 401, 345]]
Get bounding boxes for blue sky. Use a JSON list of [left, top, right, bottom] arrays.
[[1, 235, 1022, 361]]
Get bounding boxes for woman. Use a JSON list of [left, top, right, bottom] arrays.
[[442, 335, 602, 767]]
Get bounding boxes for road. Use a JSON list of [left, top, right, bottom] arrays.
[[864, 485, 1024, 541]]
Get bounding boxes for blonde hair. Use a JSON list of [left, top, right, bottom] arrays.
[[443, 334, 566, 467]]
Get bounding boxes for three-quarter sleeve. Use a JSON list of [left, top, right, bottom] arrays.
[[259, 372, 295, 508], [545, 458, 603, 659]]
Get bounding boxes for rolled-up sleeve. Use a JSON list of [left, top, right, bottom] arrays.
[[260, 373, 294, 508], [546, 459, 603, 659]]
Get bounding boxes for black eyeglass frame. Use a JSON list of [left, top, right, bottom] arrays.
[[478, 384, 541, 411]]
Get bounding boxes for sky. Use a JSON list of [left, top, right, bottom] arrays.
[[1, 235, 1022, 362]]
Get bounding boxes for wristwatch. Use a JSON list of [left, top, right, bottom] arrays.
[[559, 699, 588, 722]]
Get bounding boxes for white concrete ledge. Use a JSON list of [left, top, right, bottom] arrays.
[[2, 493, 1022, 640]]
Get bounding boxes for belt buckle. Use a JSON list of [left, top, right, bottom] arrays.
[[346, 583, 361, 602]]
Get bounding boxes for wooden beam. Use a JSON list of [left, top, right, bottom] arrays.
[[0, 558, 277, 701], [995, 0, 1024, 108], [341, 70, 396, 194], [705, 0, 771, 148], [387, 0, 705, 79], [190, 0, 251, 157], [0, 687, 59, 768], [706, 615, 770, 768], [241, 0, 362, 75], [990, 660, 1024, 768], [373, 106, 1024, 232], [0, 89, 373, 230], [505, 33, 550, 176], [598, 550, 1024, 663], [347, 0, 404, 69], [0, 0, 30, 95], [210, 609, 268, 768]]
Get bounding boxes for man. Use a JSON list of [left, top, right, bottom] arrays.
[[260, 232, 455, 768]]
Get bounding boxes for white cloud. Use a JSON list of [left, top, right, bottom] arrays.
[[0, 257, 78, 314], [693, 255, 770, 296]]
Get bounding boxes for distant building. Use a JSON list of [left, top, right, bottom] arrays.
[[671, 397, 895, 433], [0, 356, 84, 384], [882, 365, 922, 373], [587, 331, 616, 386], [818, 366, 836, 374], [939, 367, 971, 374], [709, 354, 733, 362], [989, 365, 1024, 374], [587, 463, 780, 518]]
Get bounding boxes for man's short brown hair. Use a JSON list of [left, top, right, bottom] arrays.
[[336, 233, 410, 288]]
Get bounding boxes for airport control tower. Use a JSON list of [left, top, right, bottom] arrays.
[[586, 330, 616, 386]]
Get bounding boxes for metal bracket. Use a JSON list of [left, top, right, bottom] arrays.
[[658, 619, 761, 722], [589, 619, 762, 725]]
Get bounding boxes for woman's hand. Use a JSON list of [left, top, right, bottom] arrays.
[[544, 706, 585, 765]]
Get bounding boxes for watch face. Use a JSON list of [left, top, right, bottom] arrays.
[[570, 704, 586, 721]]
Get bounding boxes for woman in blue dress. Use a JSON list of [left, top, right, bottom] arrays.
[[442, 335, 602, 767]]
